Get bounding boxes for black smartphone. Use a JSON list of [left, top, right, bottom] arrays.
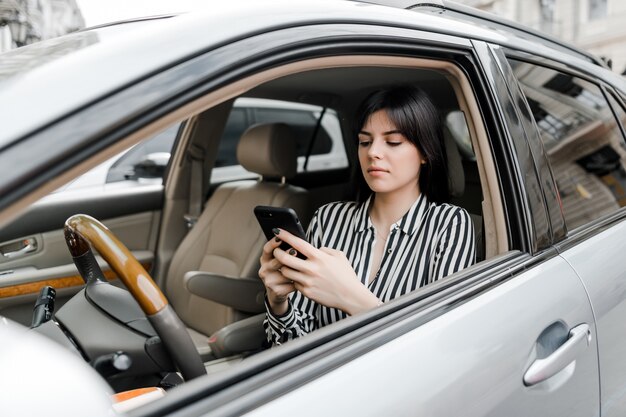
[[254, 205, 307, 259]]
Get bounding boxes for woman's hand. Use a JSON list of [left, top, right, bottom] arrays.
[[272, 229, 380, 315], [258, 236, 295, 315]]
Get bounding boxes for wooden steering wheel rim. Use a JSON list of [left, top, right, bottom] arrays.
[[64, 214, 167, 315]]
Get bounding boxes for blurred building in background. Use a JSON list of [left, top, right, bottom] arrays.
[[0, 0, 84, 52], [459, 0, 626, 75]]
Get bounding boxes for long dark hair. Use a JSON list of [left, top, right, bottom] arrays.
[[352, 85, 449, 204]]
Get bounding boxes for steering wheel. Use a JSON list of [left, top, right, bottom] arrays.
[[64, 214, 205, 381]]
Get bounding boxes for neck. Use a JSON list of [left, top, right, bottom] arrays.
[[369, 186, 421, 228]]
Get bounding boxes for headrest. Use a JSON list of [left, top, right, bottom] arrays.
[[236, 123, 297, 179], [443, 125, 465, 197]]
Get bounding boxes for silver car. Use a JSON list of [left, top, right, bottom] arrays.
[[0, 1, 625, 416]]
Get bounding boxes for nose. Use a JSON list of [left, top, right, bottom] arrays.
[[367, 138, 384, 159]]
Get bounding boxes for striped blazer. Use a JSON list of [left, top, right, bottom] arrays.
[[265, 194, 476, 345]]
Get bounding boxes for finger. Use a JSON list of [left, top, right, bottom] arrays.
[[261, 267, 291, 284], [261, 236, 283, 260], [279, 265, 309, 286], [259, 256, 283, 275], [267, 257, 283, 271], [273, 246, 309, 272], [273, 228, 316, 259]]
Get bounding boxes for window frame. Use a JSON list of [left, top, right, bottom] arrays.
[[604, 86, 626, 142]]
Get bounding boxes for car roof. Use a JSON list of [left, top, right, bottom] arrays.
[[0, 0, 620, 147], [360, 0, 607, 67]]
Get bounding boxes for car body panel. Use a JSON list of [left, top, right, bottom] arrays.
[[237, 255, 599, 417], [559, 219, 626, 416], [0, 318, 114, 417]]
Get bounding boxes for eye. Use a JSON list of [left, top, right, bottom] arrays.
[[385, 133, 406, 146], [358, 140, 371, 147]]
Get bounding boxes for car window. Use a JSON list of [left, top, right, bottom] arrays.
[[508, 59, 626, 231], [106, 124, 180, 183], [210, 98, 347, 183], [215, 107, 249, 168], [59, 98, 347, 192], [253, 107, 333, 156]]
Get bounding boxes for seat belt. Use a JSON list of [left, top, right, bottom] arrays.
[[184, 144, 205, 229], [302, 107, 327, 172]]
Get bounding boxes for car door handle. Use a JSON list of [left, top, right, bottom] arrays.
[[523, 323, 591, 386], [0, 237, 38, 259]]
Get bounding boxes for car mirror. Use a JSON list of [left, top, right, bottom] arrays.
[[128, 152, 170, 180]]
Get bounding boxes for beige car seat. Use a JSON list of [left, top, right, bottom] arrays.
[[444, 126, 483, 261], [165, 123, 310, 358]]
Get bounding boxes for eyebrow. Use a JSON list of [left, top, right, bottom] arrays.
[[358, 130, 403, 136]]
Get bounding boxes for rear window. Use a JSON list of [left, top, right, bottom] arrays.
[[508, 58, 626, 231], [214, 98, 338, 169]]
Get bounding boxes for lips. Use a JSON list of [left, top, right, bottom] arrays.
[[367, 167, 388, 173]]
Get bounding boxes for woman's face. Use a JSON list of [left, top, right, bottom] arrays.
[[358, 109, 425, 197]]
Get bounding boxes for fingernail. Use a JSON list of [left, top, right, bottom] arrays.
[[272, 228, 280, 235], [275, 237, 281, 242], [289, 248, 297, 256]]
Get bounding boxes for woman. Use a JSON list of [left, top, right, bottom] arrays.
[[259, 85, 475, 345]]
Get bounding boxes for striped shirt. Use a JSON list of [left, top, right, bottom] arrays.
[[264, 193, 475, 345]]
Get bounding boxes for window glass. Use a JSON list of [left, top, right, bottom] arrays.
[[215, 108, 248, 167], [508, 59, 626, 230], [253, 108, 332, 156], [88, 98, 347, 190], [106, 123, 179, 183], [211, 98, 346, 182]]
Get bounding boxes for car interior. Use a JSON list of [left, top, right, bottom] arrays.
[[148, 56, 509, 367], [1, 54, 512, 396]]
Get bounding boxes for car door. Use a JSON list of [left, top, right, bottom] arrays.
[[501, 53, 626, 416], [235, 254, 597, 417]]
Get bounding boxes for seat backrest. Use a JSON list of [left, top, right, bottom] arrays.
[[444, 125, 484, 261], [166, 123, 310, 337]]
